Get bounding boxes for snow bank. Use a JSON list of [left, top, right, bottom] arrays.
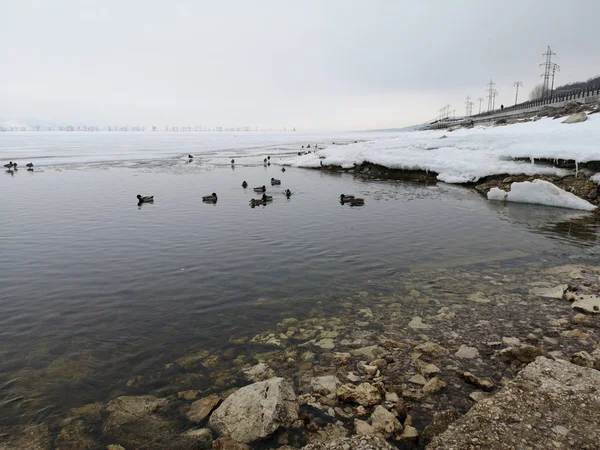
[[487, 180, 597, 211], [592, 173, 600, 182], [289, 116, 600, 183]]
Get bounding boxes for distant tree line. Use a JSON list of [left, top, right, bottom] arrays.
[[554, 75, 600, 92]]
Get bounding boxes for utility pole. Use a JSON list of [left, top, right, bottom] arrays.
[[486, 79, 496, 112], [464, 95, 473, 117], [539, 46, 556, 99], [550, 63, 560, 98], [492, 90, 498, 111], [477, 97, 484, 114], [513, 81, 523, 105]]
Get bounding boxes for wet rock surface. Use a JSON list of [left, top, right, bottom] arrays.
[[427, 357, 600, 449]]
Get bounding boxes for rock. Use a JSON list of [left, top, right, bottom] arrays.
[[414, 342, 449, 357], [530, 284, 568, 299], [408, 374, 427, 385], [408, 316, 432, 329], [187, 395, 221, 423], [571, 351, 595, 368], [427, 357, 600, 450], [336, 383, 382, 406], [462, 372, 495, 391], [370, 405, 403, 437], [572, 294, 600, 314], [469, 391, 492, 402], [346, 372, 361, 382], [416, 360, 441, 377], [502, 336, 521, 346], [350, 345, 385, 360], [301, 351, 316, 362], [423, 377, 447, 395], [565, 291, 577, 302], [422, 409, 461, 445], [385, 391, 399, 403], [179, 390, 201, 400], [209, 378, 298, 443], [102, 395, 178, 449], [467, 292, 491, 303], [562, 112, 588, 124], [402, 389, 424, 401], [314, 338, 335, 350], [332, 352, 352, 366], [55, 420, 95, 450], [311, 376, 338, 395], [454, 345, 480, 359], [571, 313, 588, 324], [107, 446, 125, 450], [354, 419, 375, 436], [242, 363, 275, 382], [498, 345, 547, 364], [357, 363, 378, 377], [301, 435, 395, 450], [398, 425, 419, 441], [0, 424, 51, 450], [182, 428, 212, 449], [380, 339, 408, 351], [212, 437, 251, 450], [393, 398, 406, 418]]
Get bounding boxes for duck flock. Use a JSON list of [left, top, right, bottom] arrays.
[[137, 153, 366, 208], [4, 161, 34, 173]]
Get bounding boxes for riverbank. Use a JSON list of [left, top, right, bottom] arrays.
[[3, 256, 599, 449]]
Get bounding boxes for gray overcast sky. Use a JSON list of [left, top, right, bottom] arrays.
[[1, 0, 599, 131]]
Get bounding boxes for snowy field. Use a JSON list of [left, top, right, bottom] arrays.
[[289, 116, 600, 184]]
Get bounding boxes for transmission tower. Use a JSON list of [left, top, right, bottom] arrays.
[[513, 81, 523, 105], [486, 79, 496, 112], [550, 63, 560, 97], [492, 90, 499, 110], [539, 46, 556, 99], [477, 97, 484, 114], [464, 95, 473, 117]]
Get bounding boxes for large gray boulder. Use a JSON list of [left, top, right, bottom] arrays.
[[427, 357, 600, 449], [209, 377, 298, 443], [562, 112, 588, 124]]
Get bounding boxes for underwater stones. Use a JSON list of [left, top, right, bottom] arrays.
[[530, 284, 568, 299], [571, 351, 595, 368], [499, 345, 547, 364], [178, 389, 201, 400], [350, 345, 385, 360], [333, 352, 352, 366], [212, 437, 251, 450], [572, 294, 600, 314], [209, 378, 298, 443], [69, 402, 105, 422], [414, 342, 449, 358], [186, 394, 221, 423], [379, 339, 408, 351], [354, 419, 375, 436], [182, 428, 212, 449], [336, 383, 382, 406], [468, 391, 492, 402], [415, 360, 441, 377], [502, 336, 521, 346], [408, 316, 432, 329], [242, 363, 275, 382], [462, 372, 495, 391], [357, 363, 378, 378], [103, 395, 176, 449], [467, 292, 491, 303], [0, 424, 51, 450], [370, 405, 403, 437], [55, 420, 95, 450], [408, 374, 427, 386], [251, 332, 286, 347], [454, 345, 480, 359], [176, 349, 210, 370], [311, 376, 338, 396], [314, 338, 336, 350], [421, 409, 461, 445], [423, 377, 447, 395]]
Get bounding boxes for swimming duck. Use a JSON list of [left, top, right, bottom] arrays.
[[281, 167, 286, 172], [270, 178, 281, 185], [26, 162, 33, 168], [202, 193, 218, 202], [262, 193, 273, 202], [250, 198, 265, 207], [137, 194, 154, 203], [267, 156, 271, 161], [264, 158, 268, 163], [188, 154, 193, 159], [231, 159, 235, 164], [284, 189, 292, 198], [3, 162, 13, 169], [340, 194, 355, 203], [27, 167, 34, 172], [242, 181, 248, 188], [253, 185, 266, 192], [12, 162, 17, 169], [349, 198, 365, 206]]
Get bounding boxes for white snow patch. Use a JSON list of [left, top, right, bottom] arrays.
[[290, 116, 600, 183], [487, 180, 597, 211], [592, 173, 600, 182]]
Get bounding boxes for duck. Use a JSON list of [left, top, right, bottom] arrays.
[[188, 154, 193, 159], [26, 162, 33, 168], [231, 159, 235, 164], [137, 194, 154, 203], [267, 156, 271, 161], [262, 193, 273, 202], [281, 167, 286, 172], [12, 162, 17, 169], [270, 178, 281, 185], [202, 193, 218, 203], [264, 158, 268, 164], [27, 166, 34, 172], [242, 181, 248, 188], [284, 189, 292, 198], [349, 198, 365, 206], [340, 194, 355, 203], [253, 185, 266, 192], [250, 198, 265, 207], [3, 162, 13, 169]]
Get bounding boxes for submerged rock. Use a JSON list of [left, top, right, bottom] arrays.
[[301, 435, 396, 450], [209, 378, 298, 443], [454, 345, 480, 359], [212, 437, 251, 450], [336, 383, 382, 406], [427, 357, 600, 449], [408, 316, 432, 329], [572, 294, 600, 314], [242, 363, 275, 382], [414, 342, 449, 358], [421, 409, 461, 445], [186, 394, 221, 423], [423, 377, 446, 395], [311, 375, 338, 396], [370, 405, 403, 437], [462, 371, 495, 391], [0, 424, 51, 450], [181, 428, 212, 449], [55, 420, 95, 450], [529, 284, 568, 299]]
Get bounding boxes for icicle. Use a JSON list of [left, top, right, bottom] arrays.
[[575, 161, 579, 178], [530, 156, 535, 165]]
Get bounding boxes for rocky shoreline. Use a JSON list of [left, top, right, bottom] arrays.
[[3, 259, 600, 449]]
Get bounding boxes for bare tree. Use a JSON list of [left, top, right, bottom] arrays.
[[529, 84, 545, 100]]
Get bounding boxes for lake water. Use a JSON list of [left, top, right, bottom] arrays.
[[1, 132, 599, 429]]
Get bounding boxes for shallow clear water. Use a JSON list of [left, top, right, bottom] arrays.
[[1, 134, 599, 426]]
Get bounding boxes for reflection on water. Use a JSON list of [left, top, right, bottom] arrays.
[[0, 162, 598, 426]]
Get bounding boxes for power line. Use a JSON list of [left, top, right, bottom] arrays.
[[540, 46, 556, 99], [477, 97, 484, 114], [513, 81, 523, 105]]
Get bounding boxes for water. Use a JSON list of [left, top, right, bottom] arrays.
[[1, 132, 599, 429]]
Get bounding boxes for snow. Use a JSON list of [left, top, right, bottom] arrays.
[[488, 180, 597, 211], [289, 116, 600, 183], [592, 173, 600, 182]]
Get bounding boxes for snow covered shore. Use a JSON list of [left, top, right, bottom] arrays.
[[289, 116, 600, 184]]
